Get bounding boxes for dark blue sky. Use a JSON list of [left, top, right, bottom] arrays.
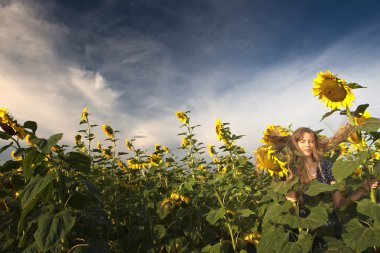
[[2, 0, 380, 152]]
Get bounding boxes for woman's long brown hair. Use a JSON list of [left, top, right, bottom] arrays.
[[286, 124, 354, 184]]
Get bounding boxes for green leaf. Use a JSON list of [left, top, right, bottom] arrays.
[[273, 177, 299, 194], [369, 132, 380, 142], [42, 133, 63, 153], [22, 149, 45, 180], [256, 226, 288, 253], [0, 131, 11, 140], [353, 104, 369, 117], [305, 180, 340, 196], [157, 201, 170, 219], [346, 83, 366, 89], [237, 208, 255, 217], [277, 206, 328, 229], [342, 218, 380, 252], [324, 237, 355, 253], [209, 241, 231, 253], [357, 199, 380, 220], [66, 192, 94, 209], [65, 152, 91, 172], [34, 210, 75, 252], [153, 225, 166, 240], [282, 233, 313, 253], [23, 121, 37, 133], [20, 172, 57, 208], [0, 143, 12, 154], [206, 208, 226, 225], [262, 201, 293, 226], [0, 160, 21, 173], [357, 117, 380, 132], [332, 152, 369, 182], [320, 109, 340, 122]]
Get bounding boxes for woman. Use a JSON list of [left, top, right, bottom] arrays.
[[285, 127, 378, 208], [285, 126, 378, 249]]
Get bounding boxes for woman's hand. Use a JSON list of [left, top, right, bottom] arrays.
[[362, 178, 379, 192], [286, 191, 297, 203]]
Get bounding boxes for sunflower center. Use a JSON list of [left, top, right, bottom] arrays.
[[321, 79, 347, 102]]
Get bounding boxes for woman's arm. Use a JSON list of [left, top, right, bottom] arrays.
[[332, 178, 379, 208]]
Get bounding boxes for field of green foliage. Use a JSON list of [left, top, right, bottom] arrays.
[[1, 71, 380, 252]]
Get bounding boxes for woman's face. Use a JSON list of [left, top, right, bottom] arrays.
[[297, 132, 314, 157]]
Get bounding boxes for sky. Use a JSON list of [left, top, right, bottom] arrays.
[[1, 0, 380, 157]]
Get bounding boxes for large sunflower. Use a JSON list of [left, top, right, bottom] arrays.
[[254, 145, 288, 177], [261, 124, 290, 145], [312, 71, 355, 109]]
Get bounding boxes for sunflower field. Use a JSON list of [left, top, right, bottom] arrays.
[[1, 71, 380, 253]]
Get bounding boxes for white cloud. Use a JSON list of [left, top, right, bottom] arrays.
[[0, 1, 121, 145]]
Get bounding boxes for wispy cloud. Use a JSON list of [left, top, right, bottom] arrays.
[[1, 0, 380, 158]]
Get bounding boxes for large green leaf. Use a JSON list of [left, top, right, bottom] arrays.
[[273, 177, 299, 194], [273, 206, 328, 229], [43, 133, 63, 153], [22, 148, 45, 180], [206, 208, 225, 225], [282, 233, 313, 253], [324, 236, 355, 253], [342, 218, 380, 252], [332, 152, 369, 182], [236, 208, 255, 217], [357, 117, 380, 132], [256, 226, 288, 253], [357, 199, 380, 220], [23, 121, 37, 134], [262, 201, 292, 226], [209, 241, 231, 253], [65, 152, 91, 172], [34, 210, 75, 252], [32, 133, 63, 154], [305, 180, 340, 196], [20, 172, 57, 208], [0, 160, 21, 173]]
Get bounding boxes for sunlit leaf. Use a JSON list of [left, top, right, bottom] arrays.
[[305, 180, 340, 196], [342, 218, 380, 252], [357, 199, 380, 220]]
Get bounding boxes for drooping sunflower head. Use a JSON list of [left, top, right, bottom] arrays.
[[254, 145, 288, 177], [102, 124, 114, 139], [175, 111, 188, 124], [0, 108, 26, 139], [312, 70, 355, 109], [80, 107, 88, 123], [261, 124, 291, 146], [215, 118, 223, 140]]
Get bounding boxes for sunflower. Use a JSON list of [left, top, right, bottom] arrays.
[[80, 107, 88, 123], [312, 71, 355, 109], [261, 124, 290, 145], [215, 118, 223, 140], [175, 111, 188, 124], [254, 145, 288, 177], [102, 124, 114, 139], [0, 108, 26, 139]]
